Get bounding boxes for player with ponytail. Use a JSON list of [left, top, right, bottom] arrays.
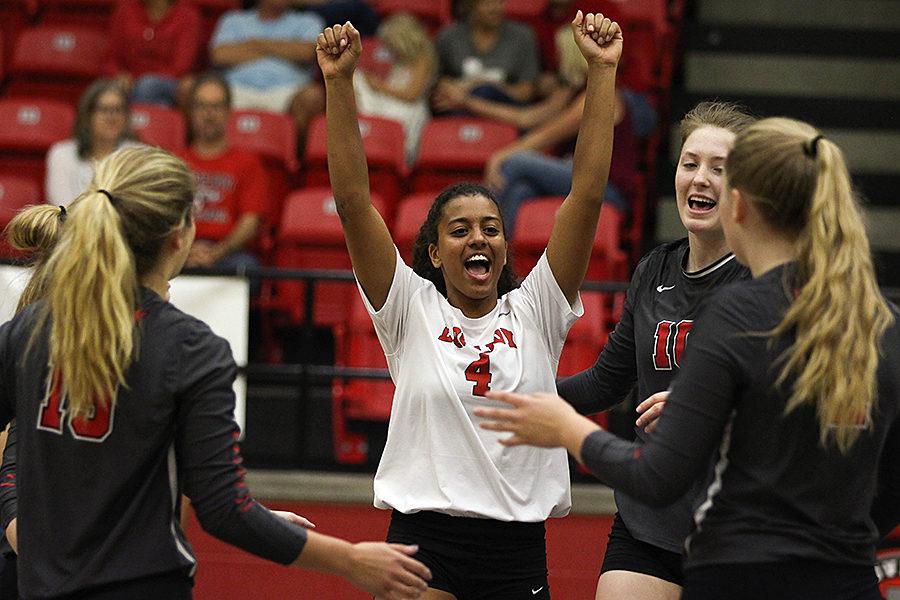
[[0, 146, 430, 599], [478, 117, 899, 600]]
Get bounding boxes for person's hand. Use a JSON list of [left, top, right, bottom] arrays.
[[271, 510, 316, 529], [186, 240, 216, 268], [571, 10, 623, 67], [476, 391, 584, 448], [635, 390, 668, 433], [432, 79, 468, 112], [316, 21, 362, 80], [5, 518, 16, 554], [483, 152, 507, 190], [347, 542, 431, 599]]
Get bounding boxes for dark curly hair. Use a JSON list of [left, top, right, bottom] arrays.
[[411, 182, 519, 299]]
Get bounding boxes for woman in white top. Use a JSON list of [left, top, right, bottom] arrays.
[[45, 79, 139, 206], [316, 12, 622, 600]]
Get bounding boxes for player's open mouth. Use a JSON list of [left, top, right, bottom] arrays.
[[464, 253, 492, 283], [687, 195, 717, 213]]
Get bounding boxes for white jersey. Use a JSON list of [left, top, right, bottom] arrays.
[[360, 249, 581, 522]]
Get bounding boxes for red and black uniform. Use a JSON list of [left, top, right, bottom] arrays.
[[0, 289, 306, 599], [579, 262, 900, 599], [558, 237, 749, 566]]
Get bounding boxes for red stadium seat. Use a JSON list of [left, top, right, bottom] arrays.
[[512, 197, 628, 283], [130, 103, 187, 153], [504, 0, 548, 29], [305, 114, 407, 214], [413, 117, 518, 193], [227, 109, 299, 233], [266, 187, 388, 328], [8, 25, 108, 103], [371, 0, 450, 32], [0, 174, 41, 259], [357, 37, 395, 80], [331, 295, 394, 463], [391, 192, 434, 263], [39, 0, 115, 28], [0, 98, 75, 193]]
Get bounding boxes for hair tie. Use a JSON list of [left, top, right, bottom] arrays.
[[58, 205, 67, 222], [97, 189, 118, 205], [804, 134, 825, 158]]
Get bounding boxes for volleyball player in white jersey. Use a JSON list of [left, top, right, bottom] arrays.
[[316, 12, 622, 599]]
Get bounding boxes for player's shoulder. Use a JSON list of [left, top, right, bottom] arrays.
[[634, 238, 687, 276], [140, 291, 224, 351]]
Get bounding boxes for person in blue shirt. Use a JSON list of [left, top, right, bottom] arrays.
[[211, 0, 325, 143]]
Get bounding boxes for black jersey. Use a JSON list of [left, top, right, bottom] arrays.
[[558, 238, 749, 552], [0, 289, 307, 598], [580, 263, 900, 569]]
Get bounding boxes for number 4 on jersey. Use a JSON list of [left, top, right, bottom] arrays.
[[465, 353, 492, 396], [37, 373, 115, 442]]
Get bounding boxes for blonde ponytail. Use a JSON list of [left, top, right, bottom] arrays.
[[726, 118, 894, 452], [35, 146, 195, 419], [5, 204, 66, 312]]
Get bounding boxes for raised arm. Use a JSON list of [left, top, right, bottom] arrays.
[[545, 12, 621, 304], [317, 22, 396, 310]]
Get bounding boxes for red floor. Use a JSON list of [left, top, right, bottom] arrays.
[[185, 501, 613, 599]]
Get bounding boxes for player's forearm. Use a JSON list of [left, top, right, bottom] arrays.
[[211, 42, 265, 66], [324, 76, 372, 218], [569, 63, 616, 204], [255, 40, 317, 64]]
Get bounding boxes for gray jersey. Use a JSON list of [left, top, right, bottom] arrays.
[[0, 289, 307, 598]]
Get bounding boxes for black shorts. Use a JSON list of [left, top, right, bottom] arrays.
[[682, 560, 882, 600], [386, 509, 550, 600], [599, 512, 684, 586]]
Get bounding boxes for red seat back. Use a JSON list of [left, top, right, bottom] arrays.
[[8, 25, 108, 102], [270, 188, 386, 327], [512, 197, 627, 282], [130, 103, 187, 153], [0, 98, 75, 190], [0, 174, 41, 258], [413, 117, 518, 193], [39, 0, 116, 28], [228, 109, 298, 229], [305, 113, 407, 212], [391, 193, 433, 264]]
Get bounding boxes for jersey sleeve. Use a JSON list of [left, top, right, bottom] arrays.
[[578, 290, 741, 506], [0, 420, 18, 532], [356, 248, 428, 357], [0, 320, 14, 428], [873, 414, 900, 538], [175, 324, 307, 564], [515, 252, 584, 362], [557, 255, 646, 415]]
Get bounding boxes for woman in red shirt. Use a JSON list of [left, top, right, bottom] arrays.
[[104, 0, 203, 107]]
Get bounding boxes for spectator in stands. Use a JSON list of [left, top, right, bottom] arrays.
[[440, 24, 639, 231], [178, 73, 267, 276], [353, 12, 435, 164], [432, 0, 540, 113], [103, 0, 202, 107], [211, 0, 325, 145], [289, 0, 379, 36], [45, 79, 140, 206]]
